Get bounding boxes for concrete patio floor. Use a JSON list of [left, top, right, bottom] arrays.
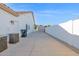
[[0, 31, 78, 56]]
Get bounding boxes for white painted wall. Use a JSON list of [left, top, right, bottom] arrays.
[[45, 25, 79, 49], [45, 19, 79, 49], [0, 8, 35, 37], [0, 9, 19, 36], [17, 13, 35, 36], [73, 19, 79, 35], [59, 19, 79, 35], [59, 20, 72, 34]]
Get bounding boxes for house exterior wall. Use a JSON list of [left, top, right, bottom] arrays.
[[16, 13, 35, 36], [0, 8, 19, 36]]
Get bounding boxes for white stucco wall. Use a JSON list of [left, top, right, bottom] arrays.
[[45, 19, 79, 49], [73, 19, 79, 35], [0, 8, 19, 36], [17, 13, 35, 36], [0, 8, 35, 37], [45, 25, 79, 49], [59, 20, 72, 34], [59, 19, 79, 35]]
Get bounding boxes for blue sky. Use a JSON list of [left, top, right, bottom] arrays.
[[6, 3, 79, 25]]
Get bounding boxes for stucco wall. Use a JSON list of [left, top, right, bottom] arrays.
[[45, 20, 79, 49], [17, 13, 35, 36], [59, 19, 79, 35], [59, 20, 72, 34], [72, 19, 79, 35], [0, 9, 19, 36], [0, 8, 35, 37]]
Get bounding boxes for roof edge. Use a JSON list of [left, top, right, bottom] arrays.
[[0, 3, 19, 17]]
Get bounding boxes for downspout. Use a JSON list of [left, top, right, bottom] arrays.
[[31, 12, 36, 29]]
